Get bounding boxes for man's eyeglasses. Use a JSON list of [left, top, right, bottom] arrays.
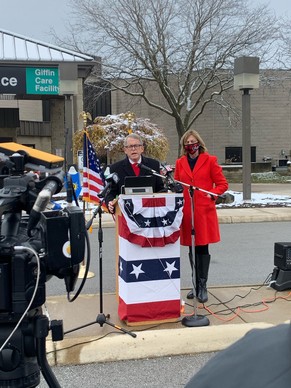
[[124, 144, 143, 149]]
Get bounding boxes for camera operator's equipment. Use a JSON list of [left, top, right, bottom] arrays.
[[124, 175, 154, 194], [271, 242, 291, 291], [0, 147, 87, 387], [65, 173, 137, 338]]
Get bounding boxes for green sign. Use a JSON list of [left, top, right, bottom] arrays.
[[26, 67, 59, 95]]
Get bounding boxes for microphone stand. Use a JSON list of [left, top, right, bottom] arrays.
[[139, 163, 230, 201], [140, 164, 233, 326], [65, 185, 137, 338], [181, 184, 209, 327]]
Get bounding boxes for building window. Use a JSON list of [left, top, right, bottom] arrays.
[[225, 146, 256, 163], [0, 108, 20, 128], [42, 100, 50, 121], [84, 82, 111, 117]]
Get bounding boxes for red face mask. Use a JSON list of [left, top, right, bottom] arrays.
[[184, 142, 200, 155]]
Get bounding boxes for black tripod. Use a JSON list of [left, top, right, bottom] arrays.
[[65, 197, 136, 338], [0, 310, 63, 388]]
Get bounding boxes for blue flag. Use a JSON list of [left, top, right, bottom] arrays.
[[68, 165, 82, 197]]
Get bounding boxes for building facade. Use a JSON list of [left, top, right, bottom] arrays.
[[111, 71, 291, 167], [0, 29, 95, 166]]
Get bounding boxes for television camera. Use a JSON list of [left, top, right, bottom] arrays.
[[0, 143, 87, 388]]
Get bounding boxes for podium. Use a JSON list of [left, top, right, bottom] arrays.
[[115, 193, 184, 325]]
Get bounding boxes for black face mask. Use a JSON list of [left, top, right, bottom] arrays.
[[184, 142, 200, 155]]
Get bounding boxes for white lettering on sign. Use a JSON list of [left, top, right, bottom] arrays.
[[0, 76, 17, 87], [35, 69, 56, 76], [35, 85, 59, 92], [35, 77, 53, 85]]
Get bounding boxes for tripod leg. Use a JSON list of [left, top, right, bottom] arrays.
[[104, 319, 137, 338], [96, 313, 137, 338], [35, 315, 61, 388]]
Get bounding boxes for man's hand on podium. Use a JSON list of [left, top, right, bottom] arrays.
[[108, 198, 118, 214]]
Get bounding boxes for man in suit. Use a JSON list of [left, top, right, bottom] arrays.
[[105, 133, 165, 213]]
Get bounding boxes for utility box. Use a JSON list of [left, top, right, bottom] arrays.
[[274, 242, 291, 270], [271, 242, 291, 291]]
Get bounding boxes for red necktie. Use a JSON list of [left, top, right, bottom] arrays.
[[132, 162, 140, 176]]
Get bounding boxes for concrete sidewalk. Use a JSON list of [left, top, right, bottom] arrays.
[[45, 285, 291, 366]]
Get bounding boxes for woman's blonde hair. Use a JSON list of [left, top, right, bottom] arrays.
[[180, 129, 207, 156]]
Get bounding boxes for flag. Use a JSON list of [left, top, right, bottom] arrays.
[[67, 165, 82, 198], [83, 131, 105, 204], [116, 193, 184, 323]]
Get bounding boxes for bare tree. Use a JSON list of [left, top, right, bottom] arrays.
[[56, 0, 280, 140]]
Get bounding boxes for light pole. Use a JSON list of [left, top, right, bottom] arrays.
[[234, 56, 259, 201], [59, 63, 79, 170]]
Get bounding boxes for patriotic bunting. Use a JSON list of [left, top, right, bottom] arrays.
[[117, 193, 184, 323], [118, 195, 184, 247]]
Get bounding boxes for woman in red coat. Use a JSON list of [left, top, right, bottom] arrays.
[[174, 129, 228, 303]]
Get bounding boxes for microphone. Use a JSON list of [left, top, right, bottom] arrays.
[[138, 163, 166, 180], [86, 172, 119, 230], [215, 192, 235, 205], [161, 164, 173, 173], [27, 171, 64, 236], [161, 163, 183, 193], [98, 172, 119, 198], [138, 163, 158, 175]]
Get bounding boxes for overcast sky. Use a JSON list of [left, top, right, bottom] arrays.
[[0, 0, 290, 44]]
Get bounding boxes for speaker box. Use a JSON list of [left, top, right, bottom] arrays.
[[272, 242, 291, 291], [271, 267, 291, 291], [274, 242, 291, 270]]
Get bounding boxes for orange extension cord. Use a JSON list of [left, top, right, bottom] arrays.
[[181, 290, 291, 323]]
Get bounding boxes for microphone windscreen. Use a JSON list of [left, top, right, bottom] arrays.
[[216, 192, 235, 205]]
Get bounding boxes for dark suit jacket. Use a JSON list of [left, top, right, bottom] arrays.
[[105, 155, 165, 204]]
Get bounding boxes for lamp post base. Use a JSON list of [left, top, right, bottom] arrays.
[[182, 315, 210, 327]]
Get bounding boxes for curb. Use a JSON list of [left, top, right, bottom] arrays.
[[217, 207, 291, 223], [46, 322, 274, 366]]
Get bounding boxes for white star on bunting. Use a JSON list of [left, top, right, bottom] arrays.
[[130, 264, 145, 279], [163, 261, 178, 277]]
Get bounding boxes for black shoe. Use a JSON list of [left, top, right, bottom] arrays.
[[197, 291, 208, 303], [197, 279, 208, 303], [186, 289, 194, 299]]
